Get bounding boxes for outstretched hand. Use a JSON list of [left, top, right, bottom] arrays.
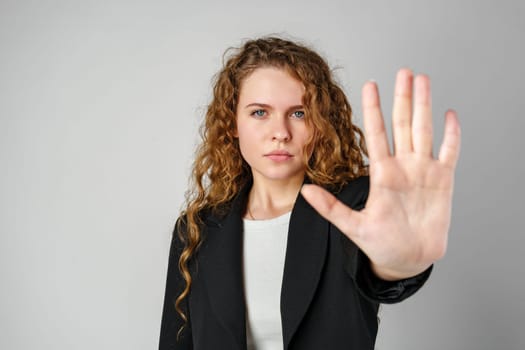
[[301, 69, 461, 281]]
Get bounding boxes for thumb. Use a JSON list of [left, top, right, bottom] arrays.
[[300, 184, 363, 240]]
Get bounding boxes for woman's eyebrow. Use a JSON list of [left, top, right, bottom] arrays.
[[244, 103, 304, 111], [244, 102, 272, 109]]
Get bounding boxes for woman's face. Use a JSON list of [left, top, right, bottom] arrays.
[[235, 67, 312, 185]]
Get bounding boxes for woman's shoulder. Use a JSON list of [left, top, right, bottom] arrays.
[[172, 205, 225, 238]]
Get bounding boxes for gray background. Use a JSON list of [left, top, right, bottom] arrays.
[[1, 0, 523, 349]]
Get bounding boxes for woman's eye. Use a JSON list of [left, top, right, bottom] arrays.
[[251, 109, 266, 118], [292, 110, 305, 119]]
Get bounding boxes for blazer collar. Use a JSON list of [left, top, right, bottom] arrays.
[[199, 179, 329, 349]]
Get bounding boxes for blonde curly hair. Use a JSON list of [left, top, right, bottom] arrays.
[[174, 36, 369, 338]]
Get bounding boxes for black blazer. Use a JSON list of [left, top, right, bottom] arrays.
[[159, 176, 431, 349]]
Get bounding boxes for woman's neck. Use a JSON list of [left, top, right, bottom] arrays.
[[245, 176, 304, 220]]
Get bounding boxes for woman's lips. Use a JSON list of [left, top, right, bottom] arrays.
[[265, 151, 293, 162]]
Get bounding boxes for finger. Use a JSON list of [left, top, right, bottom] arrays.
[[412, 75, 434, 157], [438, 109, 461, 169], [300, 184, 364, 240], [362, 81, 391, 162], [392, 68, 413, 154]]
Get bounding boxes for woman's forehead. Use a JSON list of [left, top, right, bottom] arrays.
[[238, 67, 305, 107]]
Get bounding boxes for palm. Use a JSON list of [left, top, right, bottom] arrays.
[[362, 154, 454, 274], [302, 69, 461, 280]]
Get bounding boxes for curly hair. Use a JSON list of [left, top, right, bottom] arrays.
[[173, 36, 369, 338]]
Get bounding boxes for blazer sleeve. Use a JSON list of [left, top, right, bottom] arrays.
[[339, 176, 433, 304], [159, 218, 194, 349], [351, 248, 432, 304]]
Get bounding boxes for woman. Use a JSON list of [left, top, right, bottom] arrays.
[[159, 37, 461, 349]]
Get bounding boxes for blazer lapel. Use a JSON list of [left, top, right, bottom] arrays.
[[281, 189, 329, 349], [198, 186, 250, 350], [197, 180, 329, 349]]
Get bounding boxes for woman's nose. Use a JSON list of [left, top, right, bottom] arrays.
[[271, 116, 291, 142]]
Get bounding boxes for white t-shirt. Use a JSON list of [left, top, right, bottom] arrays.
[[243, 211, 291, 350]]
